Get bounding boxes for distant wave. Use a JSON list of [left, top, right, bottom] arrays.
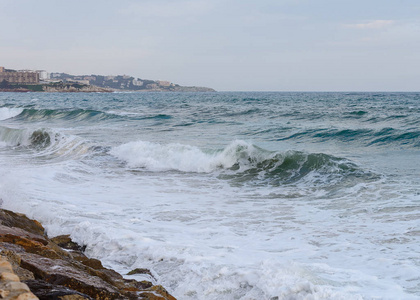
[[1, 106, 177, 123], [12, 108, 115, 122], [135, 114, 172, 120], [279, 127, 420, 147], [110, 140, 378, 186]]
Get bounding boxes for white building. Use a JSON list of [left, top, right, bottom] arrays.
[[37, 70, 50, 80], [132, 79, 144, 86]]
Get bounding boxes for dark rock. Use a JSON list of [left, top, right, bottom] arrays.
[[50, 235, 86, 252], [127, 268, 155, 281], [139, 285, 176, 300], [68, 251, 104, 270], [18, 253, 122, 299], [25, 279, 92, 300], [30, 130, 51, 148], [0, 209, 45, 236]]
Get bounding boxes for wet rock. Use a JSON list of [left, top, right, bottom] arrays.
[[50, 236, 86, 252], [25, 280, 92, 299], [139, 285, 176, 300], [0, 209, 176, 299], [30, 130, 51, 148], [0, 210, 45, 237], [127, 269, 154, 279], [19, 253, 122, 299], [0, 254, 38, 300], [0, 209, 45, 236], [0, 232, 61, 259]]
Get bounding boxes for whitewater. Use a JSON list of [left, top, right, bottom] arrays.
[[0, 92, 419, 299]]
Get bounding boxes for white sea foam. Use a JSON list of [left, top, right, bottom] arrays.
[[106, 110, 140, 117], [0, 107, 23, 121], [1, 92, 419, 300], [110, 140, 265, 172], [1, 155, 418, 300], [0, 126, 32, 147]]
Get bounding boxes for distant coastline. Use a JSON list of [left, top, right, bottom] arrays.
[[0, 83, 114, 93], [0, 67, 215, 92]]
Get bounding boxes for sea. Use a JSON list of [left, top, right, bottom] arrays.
[[0, 92, 419, 300]]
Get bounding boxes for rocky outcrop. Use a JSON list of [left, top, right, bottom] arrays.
[[0, 209, 176, 300]]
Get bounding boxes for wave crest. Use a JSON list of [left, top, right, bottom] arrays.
[[110, 140, 375, 186], [0, 126, 93, 159], [12, 108, 115, 122]]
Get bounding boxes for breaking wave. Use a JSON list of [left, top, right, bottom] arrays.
[[0, 106, 176, 123], [110, 140, 377, 186], [0, 125, 94, 159]]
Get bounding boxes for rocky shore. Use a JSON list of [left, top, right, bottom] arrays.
[[0, 208, 176, 300]]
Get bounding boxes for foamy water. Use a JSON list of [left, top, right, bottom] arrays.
[[0, 92, 419, 299]]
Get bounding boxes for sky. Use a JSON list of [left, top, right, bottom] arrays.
[[1, 0, 419, 91]]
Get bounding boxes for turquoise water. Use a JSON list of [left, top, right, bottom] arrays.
[[0, 92, 419, 299]]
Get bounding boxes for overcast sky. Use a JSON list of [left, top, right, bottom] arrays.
[[1, 0, 419, 91]]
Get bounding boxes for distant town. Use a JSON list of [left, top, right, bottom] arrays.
[[0, 66, 215, 92]]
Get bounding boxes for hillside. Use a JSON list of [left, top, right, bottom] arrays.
[[50, 73, 215, 92]]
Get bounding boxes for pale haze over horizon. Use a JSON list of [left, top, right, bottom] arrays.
[[1, 0, 419, 92]]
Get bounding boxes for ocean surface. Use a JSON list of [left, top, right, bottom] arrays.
[[0, 92, 419, 300]]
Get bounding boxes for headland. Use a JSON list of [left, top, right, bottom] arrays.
[[0, 66, 215, 93]]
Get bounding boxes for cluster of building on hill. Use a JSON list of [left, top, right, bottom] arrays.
[[49, 73, 214, 92], [50, 72, 178, 91], [0, 66, 215, 92]]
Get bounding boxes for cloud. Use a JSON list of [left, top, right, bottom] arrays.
[[119, 0, 213, 18], [346, 20, 395, 29]]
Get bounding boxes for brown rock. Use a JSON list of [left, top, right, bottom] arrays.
[[0, 260, 13, 272], [50, 235, 86, 252], [16, 292, 39, 300], [0, 234, 60, 259], [139, 285, 176, 300], [0, 289, 10, 298], [0, 210, 45, 236], [1, 271, 20, 282], [0, 209, 177, 300], [127, 269, 155, 280], [0, 225, 48, 246], [69, 252, 104, 270], [4, 281, 31, 292], [0, 248, 35, 281], [19, 253, 121, 299]]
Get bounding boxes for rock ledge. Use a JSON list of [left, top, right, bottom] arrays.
[[0, 209, 176, 300]]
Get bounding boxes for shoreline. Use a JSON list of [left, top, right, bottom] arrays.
[[0, 208, 176, 300]]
